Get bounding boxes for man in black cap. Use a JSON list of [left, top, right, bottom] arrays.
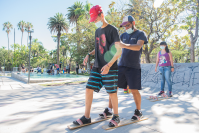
[[104, 15, 148, 121]]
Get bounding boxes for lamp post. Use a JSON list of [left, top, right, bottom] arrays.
[[4, 59, 5, 76], [28, 30, 34, 84]]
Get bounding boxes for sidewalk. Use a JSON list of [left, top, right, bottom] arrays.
[[0, 76, 199, 133], [0, 76, 42, 90]]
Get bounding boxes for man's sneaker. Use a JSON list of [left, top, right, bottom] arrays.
[[158, 91, 164, 96], [108, 115, 120, 127], [73, 115, 91, 125], [168, 91, 173, 97], [131, 109, 143, 121], [99, 107, 113, 118]]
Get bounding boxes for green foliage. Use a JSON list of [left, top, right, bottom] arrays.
[[66, 17, 96, 65], [2, 0, 199, 69]]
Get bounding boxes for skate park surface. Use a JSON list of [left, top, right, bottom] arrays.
[[0, 63, 199, 133]]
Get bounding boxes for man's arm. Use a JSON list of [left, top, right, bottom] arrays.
[[101, 42, 122, 74], [116, 40, 145, 51]]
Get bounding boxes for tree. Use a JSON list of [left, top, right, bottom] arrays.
[[11, 43, 29, 67], [17, 20, 26, 46], [66, 1, 85, 50], [66, 18, 96, 65], [169, 35, 190, 63], [31, 39, 43, 57], [126, 0, 185, 63], [180, 0, 199, 62], [84, 0, 92, 19], [2, 21, 13, 60], [106, 1, 126, 34], [47, 13, 69, 66]]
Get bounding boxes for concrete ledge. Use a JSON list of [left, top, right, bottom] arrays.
[[11, 72, 88, 83]]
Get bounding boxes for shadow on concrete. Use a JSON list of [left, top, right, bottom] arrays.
[[0, 83, 198, 133]]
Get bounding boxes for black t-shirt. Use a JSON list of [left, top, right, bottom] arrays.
[[118, 30, 148, 69], [94, 24, 120, 70]]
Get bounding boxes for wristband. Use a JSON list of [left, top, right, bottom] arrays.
[[171, 66, 174, 68], [106, 64, 110, 67], [88, 53, 90, 56]]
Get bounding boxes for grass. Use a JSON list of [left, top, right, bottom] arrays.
[[70, 71, 90, 76], [0, 74, 11, 77], [39, 80, 87, 87]]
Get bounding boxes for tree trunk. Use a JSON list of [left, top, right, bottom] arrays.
[[7, 33, 9, 61], [76, 20, 80, 51], [21, 32, 23, 46], [190, 36, 195, 62], [27, 36, 28, 46], [57, 32, 61, 66], [143, 44, 151, 63], [144, 53, 151, 63]]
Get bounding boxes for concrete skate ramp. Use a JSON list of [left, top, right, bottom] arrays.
[[141, 63, 199, 95]]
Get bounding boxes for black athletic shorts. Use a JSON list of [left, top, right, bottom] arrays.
[[86, 67, 118, 93], [118, 66, 141, 90]]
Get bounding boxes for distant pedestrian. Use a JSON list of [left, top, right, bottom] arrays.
[[76, 62, 79, 75], [155, 41, 174, 97]]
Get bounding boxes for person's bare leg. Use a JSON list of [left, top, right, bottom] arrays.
[[84, 88, 94, 118], [108, 87, 118, 109], [109, 93, 118, 115], [131, 89, 141, 110], [108, 95, 112, 109]]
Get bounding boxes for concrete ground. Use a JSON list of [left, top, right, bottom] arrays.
[[0, 76, 199, 133]]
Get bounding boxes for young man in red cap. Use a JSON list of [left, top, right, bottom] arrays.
[[73, 5, 122, 127], [107, 15, 148, 121]]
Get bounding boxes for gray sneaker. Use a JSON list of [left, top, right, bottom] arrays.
[[168, 91, 173, 97], [108, 115, 120, 127]]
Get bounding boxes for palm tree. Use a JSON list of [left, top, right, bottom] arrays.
[[25, 22, 33, 46], [47, 13, 69, 66], [17, 21, 26, 46], [84, 0, 92, 19], [3, 22, 13, 59], [66, 2, 85, 50]]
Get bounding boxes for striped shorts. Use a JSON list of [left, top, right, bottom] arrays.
[[86, 67, 118, 93]]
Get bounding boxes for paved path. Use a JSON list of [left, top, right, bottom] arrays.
[[0, 76, 199, 133], [0, 76, 42, 90]]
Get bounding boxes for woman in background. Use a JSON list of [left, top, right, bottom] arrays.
[[155, 41, 174, 97]]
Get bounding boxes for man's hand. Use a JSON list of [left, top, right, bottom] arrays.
[[101, 64, 110, 75], [83, 55, 89, 65]]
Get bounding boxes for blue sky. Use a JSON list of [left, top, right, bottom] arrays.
[[0, 0, 126, 51]]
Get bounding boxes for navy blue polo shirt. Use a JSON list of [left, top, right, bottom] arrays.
[[118, 30, 148, 69]]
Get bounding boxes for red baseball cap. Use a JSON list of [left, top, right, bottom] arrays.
[[89, 5, 103, 23]]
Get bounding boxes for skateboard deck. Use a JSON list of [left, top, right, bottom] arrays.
[[102, 117, 148, 130], [68, 116, 112, 130], [146, 94, 171, 102], [147, 97, 171, 102]]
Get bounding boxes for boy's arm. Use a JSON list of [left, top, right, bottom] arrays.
[[89, 49, 95, 55], [83, 49, 95, 65]]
